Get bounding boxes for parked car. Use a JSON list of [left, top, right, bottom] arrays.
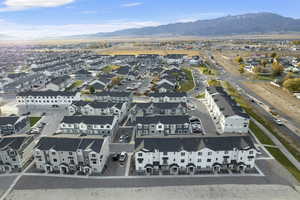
[[112, 153, 120, 161], [119, 135, 129, 143], [119, 152, 127, 162]]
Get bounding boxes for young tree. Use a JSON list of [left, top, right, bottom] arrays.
[[235, 56, 244, 64], [239, 65, 245, 74], [89, 86, 95, 94], [283, 78, 300, 92], [272, 62, 284, 76], [261, 59, 268, 67], [270, 52, 277, 58]]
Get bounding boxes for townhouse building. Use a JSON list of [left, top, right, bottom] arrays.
[[92, 91, 132, 103], [34, 136, 109, 175], [135, 136, 257, 175], [130, 102, 187, 119], [68, 101, 128, 121], [16, 90, 80, 107], [0, 135, 35, 172], [59, 115, 118, 136], [205, 87, 250, 133], [46, 75, 72, 91], [148, 92, 187, 103], [134, 115, 191, 137], [0, 116, 30, 136]]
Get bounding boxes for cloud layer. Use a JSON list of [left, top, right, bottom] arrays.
[[0, 19, 161, 39], [0, 0, 75, 12]]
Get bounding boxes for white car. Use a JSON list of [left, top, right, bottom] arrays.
[[274, 119, 284, 126], [119, 152, 127, 162]]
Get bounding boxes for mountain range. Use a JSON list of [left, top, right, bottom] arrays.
[[83, 12, 300, 38]]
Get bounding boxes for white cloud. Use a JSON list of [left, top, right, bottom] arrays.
[[0, 0, 75, 12], [121, 2, 142, 7], [0, 19, 161, 39]]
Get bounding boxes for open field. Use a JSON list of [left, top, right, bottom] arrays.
[[95, 49, 200, 57], [244, 82, 300, 126], [7, 185, 300, 200]]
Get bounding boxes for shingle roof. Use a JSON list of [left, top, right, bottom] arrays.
[[148, 92, 187, 98], [35, 137, 104, 153], [0, 136, 29, 150], [0, 116, 20, 125], [135, 136, 255, 152], [94, 91, 131, 97], [135, 115, 190, 124], [17, 90, 77, 97], [61, 115, 115, 125], [206, 86, 249, 118]]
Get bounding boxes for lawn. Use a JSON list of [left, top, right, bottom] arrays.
[[66, 80, 84, 91], [249, 121, 274, 145], [207, 79, 221, 86], [102, 65, 120, 73], [30, 117, 41, 127], [196, 65, 218, 76], [196, 92, 205, 99], [266, 147, 300, 182], [177, 68, 195, 92]]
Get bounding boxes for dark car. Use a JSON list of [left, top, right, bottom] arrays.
[[112, 153, 120, 161]]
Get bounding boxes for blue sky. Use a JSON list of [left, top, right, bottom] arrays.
[[0, 0, 299, 38]]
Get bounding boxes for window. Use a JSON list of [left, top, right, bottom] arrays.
[[92, 154, 96, 157], [181, 159, 185, 163], [208, 152, 212, 156], [197, 159, 201, 162], [53, 159, 57, 162], [181, 152, 185, 156], [249, 151, 253, 154], [198, 152, 202, 156], [51, 152, 56, 155], [138, 153, 143, 157], [69, 152, 73, 156], [224, 151, 228, 154]]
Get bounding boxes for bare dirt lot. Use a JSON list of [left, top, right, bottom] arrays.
[[7, 185, 300, 200], [244, 82, 300, 126]]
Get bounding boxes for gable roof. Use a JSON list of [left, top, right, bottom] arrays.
[[135, 115, 190, 124], [61, 115, 115, 125], [135, 136, 255, 152], [35, 137, 104, 153], [17, 90, 77, 97]]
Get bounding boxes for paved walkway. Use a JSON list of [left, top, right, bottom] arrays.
[[252, 118, 300, 171]]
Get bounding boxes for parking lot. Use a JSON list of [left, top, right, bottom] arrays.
[[101, 155, 129, 176]]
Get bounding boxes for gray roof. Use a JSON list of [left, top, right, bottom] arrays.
[[0, 136, 30, 150], [88, 101, 123, 109], [135, 136, 255, 152], [17, 90, 77, 97], [51, 75, 70, 85], [136, 115, 190, 124], [94, 91, 131, 97], [61, 115, 115, 125], [148, 92, 186, 98], [207, 86, 249, 118], [133, 102, 186, 110], [0, 116, 22, 125], [35, 137, 104, 153]]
